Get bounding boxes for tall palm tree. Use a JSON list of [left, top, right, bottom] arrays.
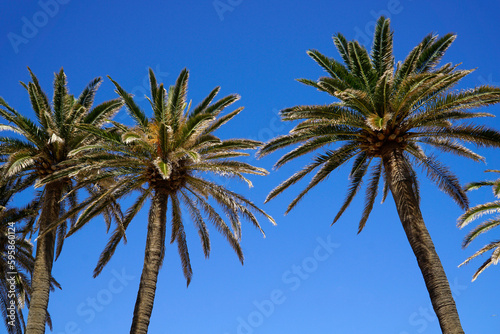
[[0, 68, 123, 334], [66, 69, 275, 334], [259, 16, 500, 333], [457, 169, 500, 281], [0, 177, 36, 334]]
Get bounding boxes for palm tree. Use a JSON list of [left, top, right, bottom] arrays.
[[259, 16, 500, 333], [66, 68, 275, 334], [0, 68, 123, 334], [457, 169, 500, 281], [0, 177, 36, 334]]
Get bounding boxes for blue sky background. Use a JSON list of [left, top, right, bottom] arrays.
[[1, 1, 500, 333]]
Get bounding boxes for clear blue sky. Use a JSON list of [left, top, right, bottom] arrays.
[[1, 1, 500, 333]]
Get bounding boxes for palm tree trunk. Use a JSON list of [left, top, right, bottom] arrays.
[[130, 189, 167, 334], [382, 148, 464, 334], [26, 183, 62, 334]]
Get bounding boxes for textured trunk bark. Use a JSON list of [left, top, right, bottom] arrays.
[[130, 189, 167, 334], [382, 148, 464, 334], [26, 182, 62, 334]]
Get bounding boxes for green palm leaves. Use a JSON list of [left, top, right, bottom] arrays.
[[0, 68, 124, 334], [72, 69, 274, 282], [67, 68, 274, 333], [258, 15, 500, 333], [0, 68, 124, 253], [1, 16, 499, 333], [260, 16, 500, 232], [0, 67, 274, 333], [458, 170, 500, 280], [0, 66, 273, 333]]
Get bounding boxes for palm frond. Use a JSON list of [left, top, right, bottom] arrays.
[[83, 98, 124, 126], [168, 69, 189, 123], [52, 68, 68, 130], [415, 33, 456, 73], [266, 156, 332, 203], [358, 160, 383, 233], [203, 94, 240, 116], [348, 41, 377, 96], [274, 136, 339, 168], [409, 151, 467, 210], [108, 76, 149, 129], [332, 33, 351, 69], [459, 241, 500, 281], [189, 87, 221, 117], [416, 138, 484, 162], [371, 16, 394, 76], [306, 49, 351, 82], [204, 107, 243, 134], [332, 153, 370, 224], [179, 190, 210, 258], [457, 201, 500, 228], [77, 77, 102, 110], [462, 219, 500, 248], [185, 186, 244, 263], [464, 181, 497, 192], [170, 192, 192, 285], [296, 78, 326, 91], [94, 189, 151, 277], [417, 125, 500, 148], [286, 144, 359, 213], [148, 68, 158, 110]]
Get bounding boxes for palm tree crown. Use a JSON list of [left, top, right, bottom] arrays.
[[260, 17, 500, 230], [0, 68, 123, 334], [0, 68, 123, 256], [259, 16, 500, 334], [458, 169, 500, 281], [68, 68, 275, 333], [73, 68, 275, 278]]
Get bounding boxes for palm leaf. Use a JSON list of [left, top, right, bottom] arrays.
[[371, 16, 394, 76], [358, 161, 382, 233], [108, 76, 149, 129], [170, 193, 193, 285], [52, 68, 68, 130], [286, 144, 359, 213], [457, 201, 500, 228], [331, 153, 370, 224], [415, 33, 456, 73], [462, 219, 500, 248]]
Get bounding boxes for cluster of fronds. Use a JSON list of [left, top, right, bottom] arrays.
[[259, 16, 500, 233], [458, 170, 500, 280], [39, 69, 275, 283]]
